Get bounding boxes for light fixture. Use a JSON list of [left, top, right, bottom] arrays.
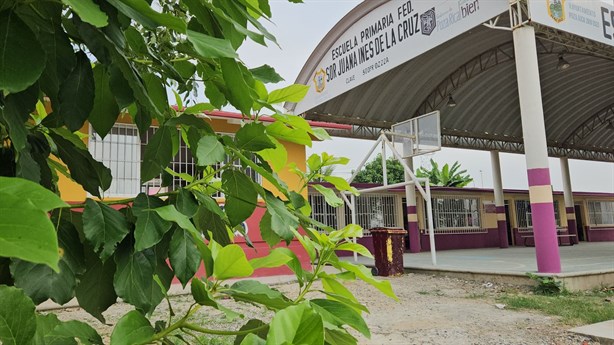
[[557, 54, 571, 71], [447, 94, 457, 108]]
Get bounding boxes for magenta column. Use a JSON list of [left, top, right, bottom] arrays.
[[560, 157, 579, 244], [513, 25, 561, 273], [491, 151, 509, 248], [404, 157, 421, 253]]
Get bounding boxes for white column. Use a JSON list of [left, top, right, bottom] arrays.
[[490, 151, 509, 248], [560, 157, 578, 243], [513, 25, 561, 273]]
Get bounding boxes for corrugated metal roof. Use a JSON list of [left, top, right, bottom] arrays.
[[291, 1, 614, 161]]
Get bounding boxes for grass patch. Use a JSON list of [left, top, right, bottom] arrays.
[[498, 290, 614, 325]]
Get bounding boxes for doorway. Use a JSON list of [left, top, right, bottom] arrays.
[[505, 202, 513, 245], [574, 204, 585, 242]]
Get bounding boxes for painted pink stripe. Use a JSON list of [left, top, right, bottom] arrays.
[[565, 207, 575, 213], [496, 206, 505, 213], [406, 205, 417, 213], [527, 168, 551, 186], [531, 202, 561, 273]]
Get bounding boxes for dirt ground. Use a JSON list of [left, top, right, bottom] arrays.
[[52, 273, 598, 345]]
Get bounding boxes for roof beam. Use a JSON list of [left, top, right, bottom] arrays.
[[561, 103, 614, 147]]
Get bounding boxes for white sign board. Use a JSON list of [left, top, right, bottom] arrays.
[[528, 0, 614, 47], [293, 0, 509, 115]]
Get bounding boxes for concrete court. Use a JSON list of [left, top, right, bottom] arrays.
[[345, 242, 614, 290]]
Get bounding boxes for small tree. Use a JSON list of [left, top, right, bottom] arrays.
[[416, 159, 473, 187], [353, 154, 405, 184]]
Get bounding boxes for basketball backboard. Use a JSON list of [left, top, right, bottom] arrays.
[[391, 111, 441, 158]]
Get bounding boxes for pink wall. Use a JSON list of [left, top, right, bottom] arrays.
[[586, 227, 614, 242]]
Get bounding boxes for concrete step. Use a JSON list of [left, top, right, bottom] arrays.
[[569, 320, 614, 345]]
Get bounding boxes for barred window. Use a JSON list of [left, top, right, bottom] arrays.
[[587, 201, 614, 226], [431, 196, 481, 231], [308, 193, 338, 230], [89, 124, 260, 197], [515, 200, 560, 229], [344, 194, 399, 231]]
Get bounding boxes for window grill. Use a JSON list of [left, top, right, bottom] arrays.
[[430, 195, 484, 234], [515, 200, 560, 232], [308, 193, 339, 231], [89, 124, 260, 197], [344, 194, 399, 235], [587, 200, 614, 226]]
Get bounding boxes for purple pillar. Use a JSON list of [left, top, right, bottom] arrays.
[[513, 25, 561, 273]]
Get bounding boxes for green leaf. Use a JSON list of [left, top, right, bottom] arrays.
[[10, 220, 84, 305], [0, 285, 37, 345], [335, 243, 372, 258], [267, 84, 309, 104], [0, 192, 59, 271], [62, 0, 108, 27], [83, 199, 130, 261], [153, 205, 200, 238], [142, 73, 167, 119], [258, 136, 287, 172], [259, 211, 280, 247], [222, 170, 258, 227], [321, 276, 360, 306], [32, 314, 62, 345], [324, 328, 358, 345], [249, 65, 283, 84], [141, 126, 175, 182], [175, 189, 198, 217], [89, 65, 120, 138], [0, 11, 45, 93], [330, 224, 363, 241], [0, 84, 38, 152], [113, 246, 171, 314], [110, 310, 155, 345], [48, 320, 103, 345], [310, 299, 370, 337], [322, 176, 357, 195], [266, 195, 298, 242], [196, 135, 226, 166], [0, 177, 67, 211], [249, 248, 292, 269], [133, 193, 172, 251], [266, 121, 312, 147], [191, 278, 217, 307], [107, 0, 187, 32], [266, 303, 324, 345], [75, 255, 117, 323], [220, 58, 253, 114], [236, 123, 276, 151], [183, 102, 215, 115], [213, 244, 253, 280], [334, 261, 397, 300], [193, 203, 231, 246], [235, 322, 267, 345], [187, 30, 239, 58], [49, 132, 112, 197], [312, 184, 343, 207], [59, 51, 95, 132], [228, 280, 291, 310], [169, 228, 201, 287]]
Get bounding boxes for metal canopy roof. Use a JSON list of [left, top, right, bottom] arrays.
[[288, 2, 614, 162]]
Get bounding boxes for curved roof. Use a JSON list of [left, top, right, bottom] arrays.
[[289, 2, 614, 162]]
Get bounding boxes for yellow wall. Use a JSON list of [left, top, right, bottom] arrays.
[[57, 117, 306, 203]]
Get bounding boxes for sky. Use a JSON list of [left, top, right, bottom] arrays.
[[236, 0, 614, 193]]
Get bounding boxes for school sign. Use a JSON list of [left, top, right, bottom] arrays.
[[528, 0, 614, 47], [293, 0, 509, 115]]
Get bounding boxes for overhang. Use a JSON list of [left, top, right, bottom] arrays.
[[287, 1, 614, 162]]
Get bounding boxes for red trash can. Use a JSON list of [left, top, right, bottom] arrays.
[[369, 227, 406, 277]]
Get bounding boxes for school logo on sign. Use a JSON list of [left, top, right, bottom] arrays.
[[421, 8, 436, 36], [547, 0, 565, 23], [313, 68, 326, 93]]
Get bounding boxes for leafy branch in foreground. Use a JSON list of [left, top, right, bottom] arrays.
[[0, 0, 396, 344]]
